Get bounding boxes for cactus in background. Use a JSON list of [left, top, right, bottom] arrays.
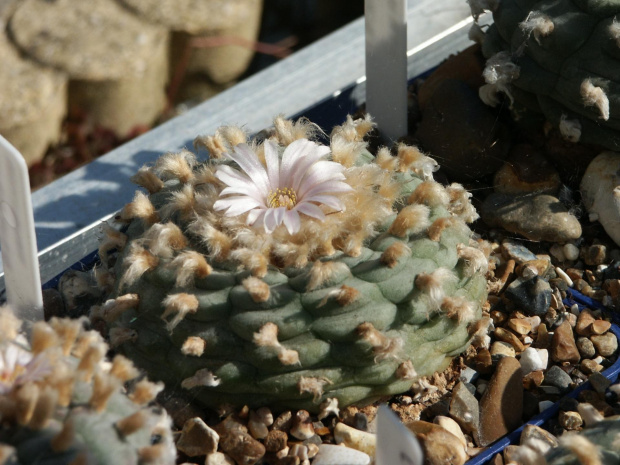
[[0, 306, 175, 465], [93, 115, 489, 412], [473, 0, 620, 150]]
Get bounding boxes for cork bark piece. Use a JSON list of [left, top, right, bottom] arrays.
[[10, 0, 169, 137], [0, 35, 67, 165]]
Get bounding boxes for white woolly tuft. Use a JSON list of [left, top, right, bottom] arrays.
[[396, 360, 418, 380], [416, 268, 458, 310], [481, 52, 520, 106], [380, 241, 412, 268], [154, 150, 196, 184], [253, 323, 299, 366], [441, 296, 477, 323], [519, 11, 554, 44], [231, 248, 268, 278], [298, 376, 332, 403], [181, 337, 206, 357], [357, 322, 404, 362], [388, 204, 431, 238], [581, 79, 610, 121], [161, 293, 199, 332], [181, 368, 220, 389], [397, 145, 439, 179], [242, 276, 271, 303], [375, 147, 399, 171], [559, 114, 582, 142], [97, 294, 139, 323], [188, 217, 233, 261], [446, 183, 479, 223], [409, 181, 450, 208], [130, 166, 164, 194], [142, 222, 187, 258], [307, 261, 351, 291], [159, 184, 196, 221], [120, 191, 159, 224], [119, 244, 159, 290], [457, 243, 489, 276], [469, 317, 492, 349], [170, 251, 212, 287]]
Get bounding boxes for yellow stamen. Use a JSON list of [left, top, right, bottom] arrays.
[[268, 188, 297, 209]]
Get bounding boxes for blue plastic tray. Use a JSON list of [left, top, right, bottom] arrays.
[[465, 289, 620, 464]]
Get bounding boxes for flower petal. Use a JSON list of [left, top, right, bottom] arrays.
[[295, 202, 326, 221], [263, 208, 279, 233], [297, 161, 346, 198], [246, 208, 265, 226], [214, 196, 262, 216], [263, 140, 280, 191], [283, 210, 301, 234], [273, 207, 287, 227], [280, 139, 330, 189], [228, 144, 271, 194], [245, 208, 266, 226], [300, 180, 353, 200], [216, 165, 264, 200], [302, 194, 345, 211]]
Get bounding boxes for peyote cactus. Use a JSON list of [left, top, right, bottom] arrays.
[[0, 306, 175, 465], [473, 0, 620, 150], [93, 115, 489, 412]]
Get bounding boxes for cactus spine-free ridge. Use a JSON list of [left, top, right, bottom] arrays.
[[93, 115, 489, 412]]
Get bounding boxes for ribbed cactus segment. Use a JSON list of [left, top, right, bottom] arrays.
[[95, 116, 488, 412], [477, 0, 620, 150], [0, 307, 176, 465]]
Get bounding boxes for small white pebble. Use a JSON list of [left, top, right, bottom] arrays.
[[563, 243, 580, 261], [539, 400, 554, 412], [594, 356, 604, 364], [523, 316, 541, 332], [523, 336, 533, 344], [570, 304, 580, 316], [555, 267, 573, 287], [476, 381, 488, 396], [519, 347, 547, 374], [597, 264, 608, 273], [312, 444, 370, 465]]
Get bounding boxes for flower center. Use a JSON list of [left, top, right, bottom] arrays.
[[268, 187, 297, 210]]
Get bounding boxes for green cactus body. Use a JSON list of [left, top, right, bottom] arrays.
[[95, 116, 489, 412], [0, 307, 175, 465], [478, 0, 620, 150]]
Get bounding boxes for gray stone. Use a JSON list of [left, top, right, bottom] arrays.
[[449, 381, 480, 436], [520, 424, 559, 448], [577, 337, 596, 359], [481, 193, 582, 243], [542, 366, 572, 393], [589, 372, 612, 394], [504, 276, 552, 317], [501, 239, 538, 264]]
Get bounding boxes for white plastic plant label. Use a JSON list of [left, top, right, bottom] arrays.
[[376, 404, 424, 465], [365, 0, 408, 143], [0, 135, 43, 321]]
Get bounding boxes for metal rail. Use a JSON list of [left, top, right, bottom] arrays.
[[0, 0, 474, 293]]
